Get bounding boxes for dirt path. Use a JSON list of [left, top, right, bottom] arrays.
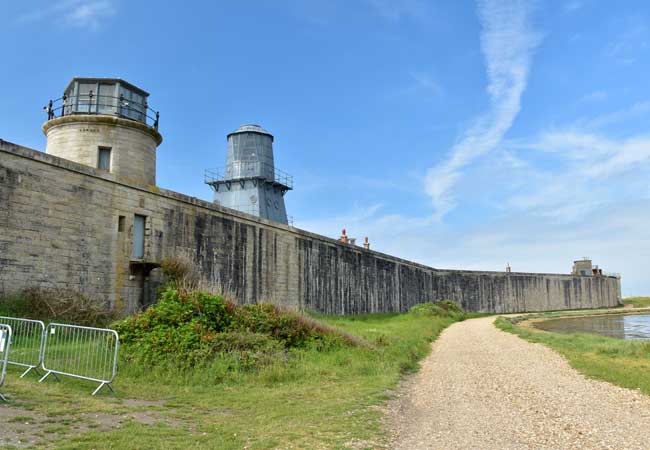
[[387, 316, 650, 450]]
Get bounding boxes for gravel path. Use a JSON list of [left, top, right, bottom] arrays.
[[387, 316, 650, 450]]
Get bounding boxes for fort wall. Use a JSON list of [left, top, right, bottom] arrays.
[[0, 140, 622, 314]]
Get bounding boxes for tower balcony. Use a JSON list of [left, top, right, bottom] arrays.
[[44, 77, 160, 131], [205, 161, 293, 193]]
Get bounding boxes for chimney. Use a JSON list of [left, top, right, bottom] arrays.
[[506, 263, 511, 273], [339, 228, 349, 244], [363, 236, 370, 250]]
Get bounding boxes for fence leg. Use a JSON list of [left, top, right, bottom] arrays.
[[20, 366, 42, 379], [92, 382, 109, 396], [38, 371, 59, 383], [0, 392, 7, 402]]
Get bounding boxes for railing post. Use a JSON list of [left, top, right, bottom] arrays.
[[154, 111, 159, 130], [88, 90, 93, 113]]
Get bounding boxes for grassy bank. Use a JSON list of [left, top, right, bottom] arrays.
[[496, 314, 650, 396], [1, 294, 469, 449], [623, 297, 650, 308]]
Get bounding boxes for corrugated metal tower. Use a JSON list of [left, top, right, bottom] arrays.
[[206, 124, 293, 224]]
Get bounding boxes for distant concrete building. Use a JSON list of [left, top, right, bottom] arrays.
[[206, 124, 292, 225], [573, 258, 596, 276]]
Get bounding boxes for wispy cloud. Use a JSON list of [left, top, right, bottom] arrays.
[[605, 17, 650, 64], [424, 0, 541, 218], [577, 101, 650, 129], [408, 71, 443, 97], [17, 0, 115, 29], [562, 1, 584, 14], [364, 0, 432, 22]]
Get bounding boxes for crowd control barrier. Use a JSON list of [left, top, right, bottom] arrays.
[[0, 324, 13, 402], [39, 323, 119, 396], [0, 316, 45, 378]]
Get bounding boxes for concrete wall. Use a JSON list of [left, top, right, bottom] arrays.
[[0, 140, 622, 314]]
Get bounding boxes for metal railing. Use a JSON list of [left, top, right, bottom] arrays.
[[603, 272, 622, 279], [205, 161, 294, 191], [44, 93, 160, 130], [39, 323, 119, 396], [0, 317, 45, 378], [0, 324, 13, 402]]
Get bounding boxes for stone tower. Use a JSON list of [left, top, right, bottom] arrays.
[[42, 77, 162, 187], [206, 124, 293, 224]]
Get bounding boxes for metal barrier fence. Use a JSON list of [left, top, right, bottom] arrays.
[[0, 316, 45, 378], [0, 324, 13, 402], [39, 323, 119, 396]]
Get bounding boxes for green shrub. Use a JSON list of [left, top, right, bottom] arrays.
[[114, 287, 366, 370], [409, 300, 464, 318]]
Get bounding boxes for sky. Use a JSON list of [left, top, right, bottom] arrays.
[[0, 0, 649, 296]]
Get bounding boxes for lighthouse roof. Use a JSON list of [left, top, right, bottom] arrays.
[[227, 124, 274, 141]]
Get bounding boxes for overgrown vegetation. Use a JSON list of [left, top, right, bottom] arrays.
[[409, 300, 465, 318], [2, 288, 471, 448], [114, 287, 369, 370], [0, 287, 116, 326], [623, 297, 650, 308], [496, 314, 650, 396]]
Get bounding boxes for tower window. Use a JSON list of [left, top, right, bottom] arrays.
[[98, 147, 112, 171]]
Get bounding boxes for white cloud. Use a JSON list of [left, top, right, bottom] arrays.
[[424, 0, 541, 218], [17, 0, 115, 29], [605, 18, 650, 64]]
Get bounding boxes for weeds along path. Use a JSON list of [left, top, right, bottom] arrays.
[[387, 316, 650, 450]]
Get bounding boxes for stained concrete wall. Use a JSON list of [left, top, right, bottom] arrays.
[[0, 140, 622, 314]]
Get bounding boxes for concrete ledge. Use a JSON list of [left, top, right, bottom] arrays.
[[41, 115, 163, 145]]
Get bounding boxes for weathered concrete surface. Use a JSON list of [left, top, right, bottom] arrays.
[[0, 140, 622, 314]]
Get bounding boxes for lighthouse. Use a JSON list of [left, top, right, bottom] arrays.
[[206, 124, 292, 224], [42, 77, 162, 187]]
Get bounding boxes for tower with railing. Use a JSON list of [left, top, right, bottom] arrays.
[[206, 124, 292, 224], [42, 77, 162, 186]]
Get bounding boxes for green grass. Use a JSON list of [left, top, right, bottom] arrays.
[[623, 297, 650, 308], [496, 315, 650, 396], [1, 310, 468, 449]]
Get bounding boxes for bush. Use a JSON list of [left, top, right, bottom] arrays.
[[409, 300, 464, 318], [0, 288, 115, 326], [114, 287, 366, 369], [160, 255, 195, 284]]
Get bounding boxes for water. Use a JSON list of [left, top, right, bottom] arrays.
[[534, 313, 650, 340]]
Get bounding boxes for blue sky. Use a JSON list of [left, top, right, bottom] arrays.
[[1, 0, 649, 295]]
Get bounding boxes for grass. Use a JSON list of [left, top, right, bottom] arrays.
[[623, 297, 650, 308], [0, 309, 470, 449], [496, 313, 650, 396]]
